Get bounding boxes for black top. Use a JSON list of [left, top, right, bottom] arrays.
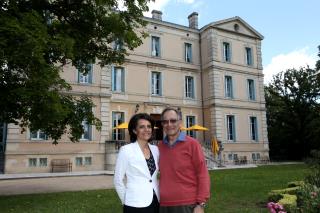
[[145, 151, 156, 176]]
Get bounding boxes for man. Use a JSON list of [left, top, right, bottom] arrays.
[[158, 107, 210, 213]]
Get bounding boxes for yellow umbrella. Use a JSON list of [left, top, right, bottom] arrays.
[[113, 122, 128, 129], [180, 126, 188, 131], [187, 125, 208, 131], [211, 137, 219, 156]]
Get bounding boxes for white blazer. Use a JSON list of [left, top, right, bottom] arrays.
[[114, 142, 159, 207]]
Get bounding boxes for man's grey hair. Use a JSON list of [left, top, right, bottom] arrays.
[[161, 107, 182, 120]]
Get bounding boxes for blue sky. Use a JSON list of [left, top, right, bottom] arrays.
[[144, 0, 319, 84]]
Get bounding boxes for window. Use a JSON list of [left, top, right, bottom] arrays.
[[114, 39, 123, 51], [252, 153, 261, 161], [223, 42, 231, 62], [185, 76, 195, 98], [78, 64, 93, 84], [228, 153, 238, 161], [39, 158, 47, 167], [151, 36, 160, 57], [151, 72, 162, 96], [225, 76, 233, 98], [112, 112, 125, 140], [256, 153, 261, 159], [185, 43, 192, 62], [186, 116, 196, 138], [29, 158, 37, 167], [252, 153, 256, 161], [84, 157, 92, 165], [245, 47, 253, 65], [247, 79, 255, 100], [112, 67, 125, 92], [250, 116, 258, 141], [30, 130, 48, 140], [226, 115, 236, 141], [75, 157, 83, 166], [80, 120, 91, 140]]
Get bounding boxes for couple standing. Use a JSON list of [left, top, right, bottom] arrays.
[[114, 107, 210, 213]]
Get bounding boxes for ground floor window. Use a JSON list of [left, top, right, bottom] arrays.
[[39, 158, 48, 167], [28, 158, 37, 167], [76, 156, 92, 166]]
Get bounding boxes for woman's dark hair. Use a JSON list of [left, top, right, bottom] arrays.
[[128, 113, 155, 142]]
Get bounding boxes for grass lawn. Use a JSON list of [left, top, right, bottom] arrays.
[[0, 164, 308, 213]]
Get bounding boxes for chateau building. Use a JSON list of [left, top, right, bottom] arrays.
[[0, 11, 269, 173]]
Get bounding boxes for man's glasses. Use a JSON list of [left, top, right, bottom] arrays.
[[161, 119, 179, 125]]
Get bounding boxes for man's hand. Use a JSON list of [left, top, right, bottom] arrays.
[[193, 205, 204, 213]]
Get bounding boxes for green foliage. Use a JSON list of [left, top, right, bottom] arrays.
[[265, 46, 320, 160], [305, 150, 320, 187], [287, 181, 305, 188], [269, 186, 300, 196], [0, 0, 151, 142], [268, 192, 284, 202], [296, 183, 320, 213], [278, 194, 297, 213]]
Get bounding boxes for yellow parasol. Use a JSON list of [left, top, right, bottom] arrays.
[[113, 122, 128, 129], [187, 125, 209, 131], [180, 126, 188, 131], [211, 137, 219, 156]]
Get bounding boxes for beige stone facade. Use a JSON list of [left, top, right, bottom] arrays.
[[2, 12, 269, 173]]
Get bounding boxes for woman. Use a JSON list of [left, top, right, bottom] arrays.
[[114, 113, 159, 213]]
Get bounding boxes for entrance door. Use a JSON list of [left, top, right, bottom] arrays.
[[150, 114, 163, 143], [0, 123, 7, 173]]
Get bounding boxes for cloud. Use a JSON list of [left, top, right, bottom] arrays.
[[263, 47, 317, 84]]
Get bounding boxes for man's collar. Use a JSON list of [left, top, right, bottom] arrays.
[[163, 132, 186, 146]]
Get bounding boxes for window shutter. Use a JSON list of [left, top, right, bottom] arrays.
[[111, 66, 115, 91], [121, 68, 125, 92]]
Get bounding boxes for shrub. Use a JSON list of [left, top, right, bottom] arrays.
[[270, 186, 300, 196], [268, 192, 284, 202], [278, 194, 297, 213], [287, 181, 304, 188], [305, 150, 320, 187], [296, 183, 320, 213]]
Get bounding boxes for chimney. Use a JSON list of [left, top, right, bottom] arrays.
[[151, 10, 162, 21], [188, 12, 198, 29]]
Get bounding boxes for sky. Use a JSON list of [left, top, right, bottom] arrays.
[[143, 0, 319, 84]]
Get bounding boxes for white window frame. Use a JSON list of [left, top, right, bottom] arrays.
[[185, 43, 192, 63], [80, 120, 91, 141], [112, 111, 125, 141], [29, 158, 37, 167], [114, 38, 123, 51], [226, 115, 236, 141], [247, 79, 256, 101], [84, 157, 92, 165], [151, 71, 162, 96], [185, 76, 195, 99], [30, 130, 48, 140], [112, 66, 125, 93], [225, 75, 233, 98], [249, 116, 258, 141], [39, 158, 47, 167], [75, 157, 83, 166], [223, 42, 231, 62], [151, 36, 160, 57], [78, 64, 93, 84], [186, 115, 196, 138], [245, 47, 253, 66]]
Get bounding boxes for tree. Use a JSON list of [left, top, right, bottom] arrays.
[[265, 46, 320, 160], [0, 0, 151, 143]]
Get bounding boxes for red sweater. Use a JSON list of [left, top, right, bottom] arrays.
[[158, 135, 210, 206]]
